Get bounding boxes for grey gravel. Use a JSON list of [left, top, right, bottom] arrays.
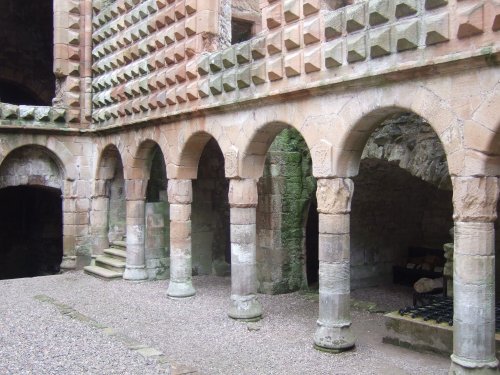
[[0, 272, 449, 375]]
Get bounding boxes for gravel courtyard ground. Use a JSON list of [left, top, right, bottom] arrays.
[[0, 272, 450, 375]]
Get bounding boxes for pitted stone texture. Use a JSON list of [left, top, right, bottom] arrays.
[[167, 179, 193, 204], [228, 179, 258, 208], [452, 177, 499, 223], [316, 178, 354, 215], [361, 114, 450, 190]]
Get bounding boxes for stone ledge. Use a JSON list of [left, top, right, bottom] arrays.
[[384, 312, 500, 358]]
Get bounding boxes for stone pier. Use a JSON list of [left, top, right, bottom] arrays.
[[450, 177, 499, 374], [228, 178, 262, 320], [314, 178, 355, 352], [167, 179, 195, 298], [123, 198, 148, 281]]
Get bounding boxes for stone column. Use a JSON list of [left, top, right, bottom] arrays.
[[167, 179, 195, 297], [450, 177, 499, 374], [90, 195, 110, 254], [90, 179, 109, 255], [227, 178, 262, 320], [61, 194, 77, 270], [123, 198, 148, 280], [314, 178, 355, 352]]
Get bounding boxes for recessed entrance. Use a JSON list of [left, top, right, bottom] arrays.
[[0, 185, 62, 279]]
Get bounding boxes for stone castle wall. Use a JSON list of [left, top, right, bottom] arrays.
[[91, 0, 500, 128]]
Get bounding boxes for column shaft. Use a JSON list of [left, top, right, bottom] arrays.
[[90, 196, 110, 255], [314, 178, 355, 352], [228, 179, 262, 320], [61, 195, 77, 270], [123, 199, 148, 280], [450, 176, 498, 374], [167, 179, 195, 297]]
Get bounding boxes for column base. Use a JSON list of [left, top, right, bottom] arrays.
[[228, 294, 262, 321], [123, 265, 148, 281], [450, 355, 499, 375], [60, 256, 77, 270], [167, 280, 196, 298], [314, 322, 355, 352]]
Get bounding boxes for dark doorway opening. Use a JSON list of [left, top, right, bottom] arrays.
[[305, 199, 319, 287], [0, 185, 62, 279], [192, 138, 230, 275]]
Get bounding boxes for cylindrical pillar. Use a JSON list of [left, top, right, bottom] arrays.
[[90, 195, 110, 255], [227, 178, 262, 320], [61, 194, 77, 270], [167, 179, 195, 297], [450, 177, 498, 374], [314, 178, 355, 352], [123, 198, 148, 280]]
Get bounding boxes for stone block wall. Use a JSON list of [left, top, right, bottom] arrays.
[[255, 115, 455, 292], [351, 159, 453, 288], [0, 0, 92, 127], [91, 0, 500, 128], [91, 0, 221, 125], [257, 128, 315, 294]]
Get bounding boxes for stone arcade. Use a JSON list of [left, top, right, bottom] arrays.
[[0, 0, 499, 373]]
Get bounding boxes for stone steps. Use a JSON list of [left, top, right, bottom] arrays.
[[103, 248, 127, 260], [95, 255, 126, 273], [85, 240, 127, 280], [83, 265, 123, 280], [111, 240, 126, 250]]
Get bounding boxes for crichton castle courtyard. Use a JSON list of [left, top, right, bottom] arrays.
[[0, 0, 499, 373]]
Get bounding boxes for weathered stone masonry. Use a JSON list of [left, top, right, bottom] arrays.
[[0, 0, 499, 374]]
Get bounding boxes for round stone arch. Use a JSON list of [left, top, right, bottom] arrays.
[[125, 139, 169, 200], [0, 145, 67, 276], [240, 121, 316, 180], [91, 143, 126, 251], [332, 105, 457, 178], [470, 90, 500, 177], [169, 130, 226, 180], [95, 143, 124, 183], [0, 145, 65, 190], [0, 137, 77, 183]]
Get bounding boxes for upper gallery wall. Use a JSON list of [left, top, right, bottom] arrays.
[[91, 0, 500, 128]]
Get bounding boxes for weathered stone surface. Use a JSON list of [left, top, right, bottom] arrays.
[[457, 3, 484, 39], [347, 34, 367, 63], [452, 177, 499, 222], [361, 114, 450, 189], [324, 11, 343, 40], [425, 13, 450, 46], [324, 40, 343, 68], [370, 27, 391, 58], [316, 178, 354, 214], [395, 20, 419, 51]]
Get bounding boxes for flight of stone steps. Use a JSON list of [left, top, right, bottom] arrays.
[[84, 240, 126, 280]]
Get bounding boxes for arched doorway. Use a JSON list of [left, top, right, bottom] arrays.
[[192, 138, 230, 276], [0, 185, 62, 279], [256, 127, 317, 293], [350, 113, 453, 294], [144, 144, 169, 280], [0, 145, 65, 279]]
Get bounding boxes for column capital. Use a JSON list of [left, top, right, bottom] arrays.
[[167, 179, 192, 204], [316, 177, 354, 215], [228, 178, 258, 208], [125, 179, 147, 201], [452, 176, 499, 223], [92, 179, 108, 198]]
